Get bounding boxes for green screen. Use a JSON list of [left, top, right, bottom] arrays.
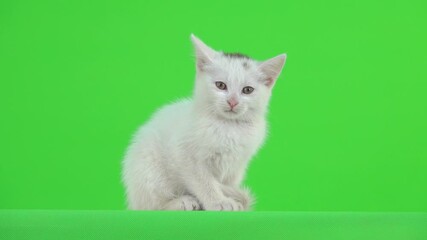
[[1, 0, 426, 211]]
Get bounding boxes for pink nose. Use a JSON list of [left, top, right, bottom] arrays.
[[227, 99, 239, 108]]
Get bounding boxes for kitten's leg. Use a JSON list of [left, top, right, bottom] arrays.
[[162, 195, 201, 211], [123, 143, 175, 210], [221, 170, 254, 210], [184, 162, 244, 211], [221, 185, 253, 210]]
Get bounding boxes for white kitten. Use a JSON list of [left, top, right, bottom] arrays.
[[122, 34, 286, 211]]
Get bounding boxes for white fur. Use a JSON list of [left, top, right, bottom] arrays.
[[122, 34, 286, 211]]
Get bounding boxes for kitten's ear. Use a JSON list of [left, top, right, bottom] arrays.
[[191, 34, 217, 71], [258, 54, 287, 87]]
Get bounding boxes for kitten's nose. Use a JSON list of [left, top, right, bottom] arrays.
[[227, 99, 239, 109]]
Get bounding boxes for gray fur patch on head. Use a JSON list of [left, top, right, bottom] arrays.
[[223, 52, 252, 69], [223, 52, 251, 60]]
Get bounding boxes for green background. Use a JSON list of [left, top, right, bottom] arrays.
[[0, 0, 426, 211], [1, 211, 427, 240]]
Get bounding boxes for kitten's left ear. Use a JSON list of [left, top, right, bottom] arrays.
[[191, 34, 217, 71], [258, 54, 287, 87]]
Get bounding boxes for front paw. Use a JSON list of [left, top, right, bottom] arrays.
[[203, 198, 243, 211], [234, 188, 253, 210], [221, 186, 253, 210]]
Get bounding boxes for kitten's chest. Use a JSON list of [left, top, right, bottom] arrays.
[[199, 120, 265, 161], [195, 121, 264, 182]]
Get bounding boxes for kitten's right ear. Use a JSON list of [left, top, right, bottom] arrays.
[[258, 54, 287, 88], [191, 34, 217, 71]]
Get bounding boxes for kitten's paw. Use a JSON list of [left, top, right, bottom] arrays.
[[232, 189, 252, 210], [164, 195, 201, 211], [204, 198, 243, 211], [221, 186, 254, 210]]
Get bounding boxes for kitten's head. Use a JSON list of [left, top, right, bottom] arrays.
[[191, 34, 287, 121]]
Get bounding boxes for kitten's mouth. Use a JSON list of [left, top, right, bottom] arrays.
[[225, 109, 237, 114]]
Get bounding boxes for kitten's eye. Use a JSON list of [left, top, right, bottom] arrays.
[[215, 81, 227, 90], [242, 86, 254, 94]]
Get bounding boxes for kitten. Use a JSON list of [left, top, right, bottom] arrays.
[[122, 34, 286, 211]]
